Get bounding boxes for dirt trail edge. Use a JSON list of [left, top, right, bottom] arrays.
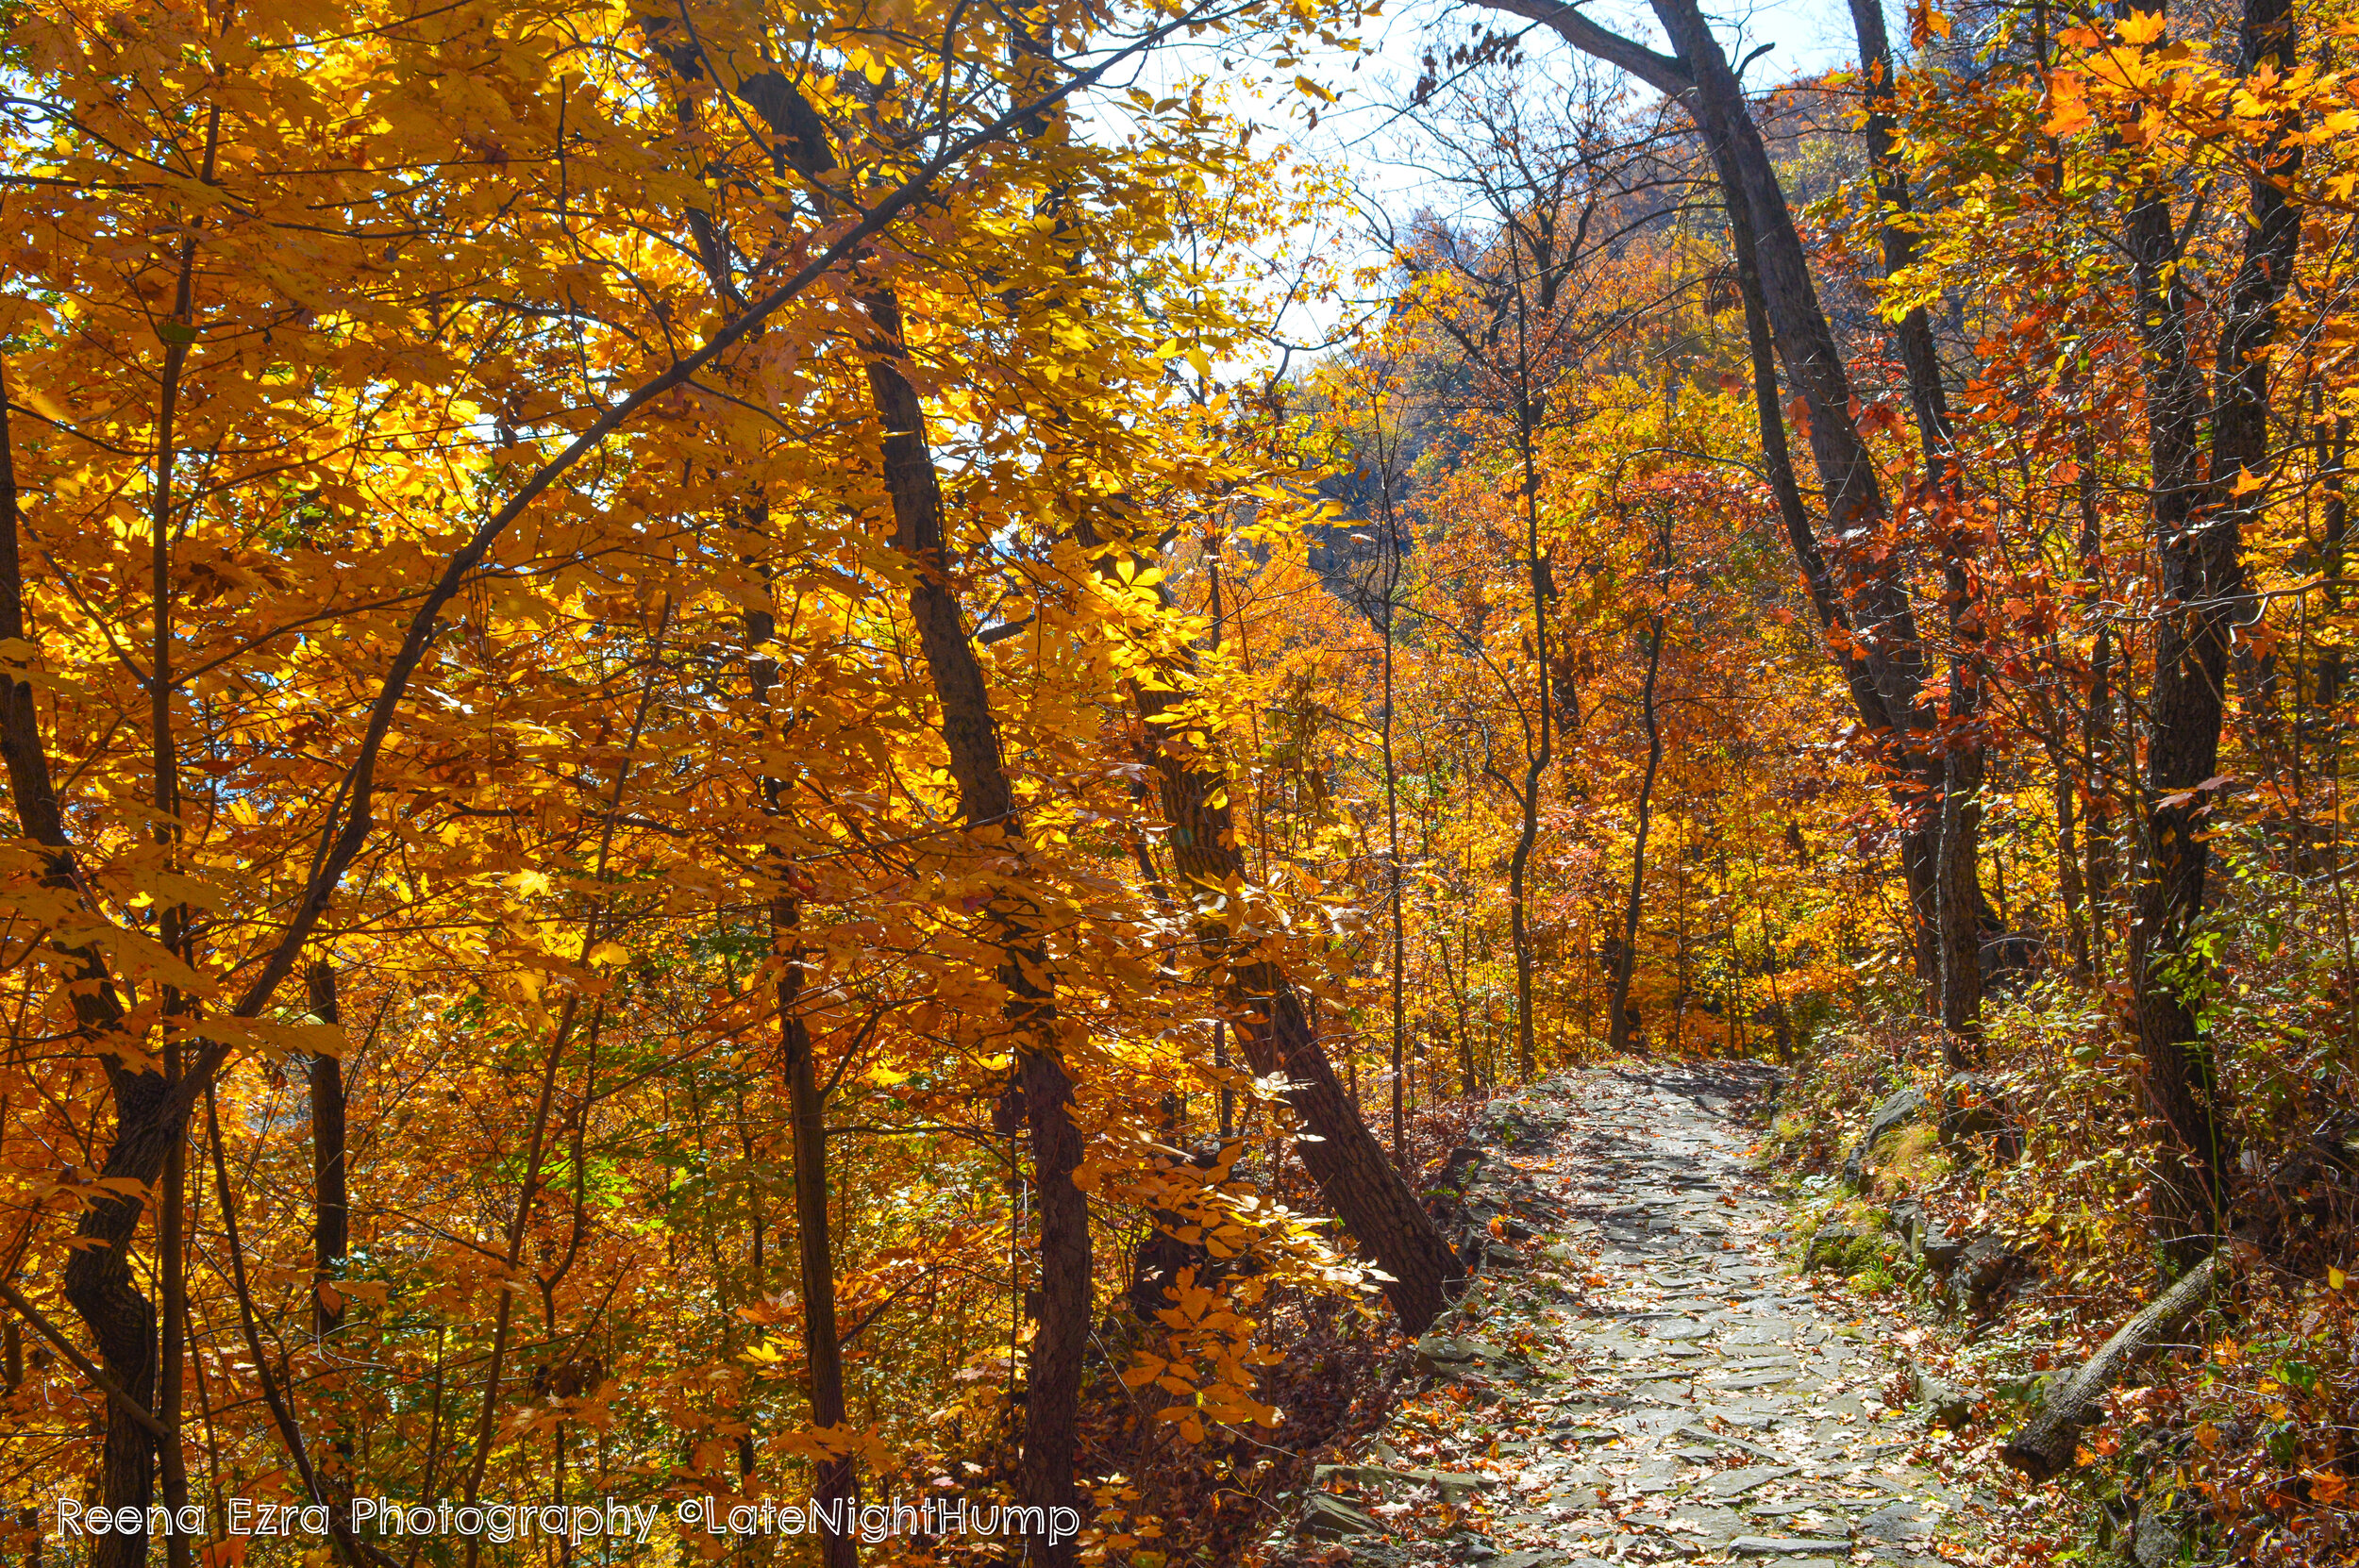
[[1279, 1063, 1999, 1568]]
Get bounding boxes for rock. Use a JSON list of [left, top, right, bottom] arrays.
[[1672, 1424, 1791, 1462], [1855, 1503, 1926, 1545], [1302, 1493, 1388, 1540], [1430, 1143, 1484, 1195], [1949, 1235, 2032, 1316], [1384, 1466, 1495, 1506], [1414, 1334, 1514, 1376], [1840, 1088, 1925, 1189], [1937, 1073, 2005, 1148], [1729, 1538, 1835, 1558], [1481, 1104, 1550, 1147], [1803, 1224, 1862, 1273], [1664, 1503, 1746, 1545], [1311, 1460, 1494, 1500], [2132, 1493, 2187, 1567], [1698, 1464, 1799, 1497], [1911, 1363, 1975, 1427], [1313, 1463, 1394, 1489], [1886, 1201, 1966, 1274]]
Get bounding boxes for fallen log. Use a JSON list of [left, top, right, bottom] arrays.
[[2000, 1250, 2220, 1481]]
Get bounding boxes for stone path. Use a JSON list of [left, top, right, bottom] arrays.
[[1292, 1063, 1995, 1567]]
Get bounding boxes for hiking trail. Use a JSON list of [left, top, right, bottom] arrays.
[[1285, 1062, 1999, 1567]]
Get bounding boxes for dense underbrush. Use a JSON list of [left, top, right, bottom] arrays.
[[1075, 1093, 1496, 1567], [1765, 983, 2358, 1566]]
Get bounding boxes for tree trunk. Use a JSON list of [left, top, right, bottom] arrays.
[[3, 359, 163, 1568], [1849, 0, 1986, 1054], [1479, 0, 1950, 986], [2120, 0, 2299, 1248], [690, 58, 1089, 1551], [778, 900, 860, 1568], [1650, 0, 1950, 1001], [2078, 438, 2118, 976], [861, 296, 1087, 1564], [1935, 743, 1985, 1060], [742, 563, 861, 1567], [306, 961, 349, 1342], [1087, 522, 1466, 1330], [301, 959, 351, 1523], [1509, 375, 1552, 1081], [2050, 740, 2091, 977], [156, 1058, 192, 1568], [1381, 574, 1406, 1159], [1608, 613, 1666, 1055], [2317, 413, 2349, 708]]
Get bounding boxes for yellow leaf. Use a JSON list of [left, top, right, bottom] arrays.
[[2045, 72, 2094, 136], [2332, 1266, 2348, 1290]]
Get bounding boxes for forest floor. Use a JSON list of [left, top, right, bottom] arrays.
[[1273, 1062, 2015, 1567]]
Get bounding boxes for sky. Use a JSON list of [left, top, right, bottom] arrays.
[[1088, 0, 1875, 356]]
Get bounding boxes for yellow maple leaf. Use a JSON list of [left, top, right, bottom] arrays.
[[2046, 72, 2094, 136]]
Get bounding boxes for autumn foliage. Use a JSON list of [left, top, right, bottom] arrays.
[[3, 0, 2359, 1562]]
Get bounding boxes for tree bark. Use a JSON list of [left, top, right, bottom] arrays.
[[1085, 522, 1466, 1331], [1508, 359, 1552, 1081], [2317, 412, 2349, 708], [1849, 0, 1986, 1055], [2078, 435, 2119, 976], [1372, 461, 1408, 1159], [858, 300, 1088, 1561], [1, 354, 158, 1568], [1608, 611, 1666, 1055], [677, 55, 1091, 1550], [2050, 739, 2090, 977], [1479, 0, 1951, 986], [2119, 0, 2299, 1248], [743, 568, 861, 1567], [302, 959, 351, 1520], [778, 900, 860, 1568], [2001, 1251, 2219, 1481], [306, 962, 350, 1342]]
